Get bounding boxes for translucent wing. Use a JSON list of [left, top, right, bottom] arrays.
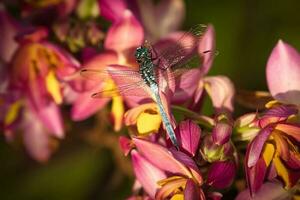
[[80, 67, 141, 82], [80, 67, 152, 98], [91, 80, 151, 98], [154, 24, 207, 70]]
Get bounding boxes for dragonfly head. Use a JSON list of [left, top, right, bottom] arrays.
[[135, 46, 151, 63]]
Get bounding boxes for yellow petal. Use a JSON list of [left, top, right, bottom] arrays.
[[273, 153, 291, 188], [171, 194, 184, 200], [262, 142, 275, 167], [137, 108, 162, 135], [112, 96, 124, 131], [5, 101, 22, 125], [46, 70, 62, 104]]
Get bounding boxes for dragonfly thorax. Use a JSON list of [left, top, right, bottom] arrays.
[[135, 46, 157, 87]]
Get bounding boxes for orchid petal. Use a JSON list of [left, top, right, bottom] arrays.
[[169, 148, 203, 184], [71, 91, 109, 121], [207, 161, 236, 189], [124, 103, 157, 126], [212, 122, 232, 145], [34, 101, 64, 138], [131, 150, 166, 198], [266, 40, 300, 104], [275, 123, 300, 142], [204, 76, 235, 113], [119, 136, 132, 156], [246, 157, 267, 195], [133, 138, 192, 177], [198, 24, 216, 75], [105, 10, 144, 53], [156, 177, 187, 200], [98, 0, 127, 22], [177, 120, 201, 157], [184, 179, 200, 200], [236, 181, 290, 200], [247, 126, 273, 167]]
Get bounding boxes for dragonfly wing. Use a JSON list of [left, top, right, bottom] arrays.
[[153, 24, 207, 70], [80, 67, 140, 81], [91, 79, 152, 98]]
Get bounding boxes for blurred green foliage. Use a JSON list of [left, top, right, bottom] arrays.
[[1, 0, 300, 199]]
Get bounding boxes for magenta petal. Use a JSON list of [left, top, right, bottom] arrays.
[[207, 192, 222, 200], [236, 181, 290, 200], [198, 24, 216, 75], [264, 105, 298, 118], [177, 120, 201, 156], [104, 10, 144, 53], [119, 136, 132, 156], [98, 0, 127, 22], [184, 179, 200, 200], [133, 138, 191, 176], [207, 161, 236, 189], [246, 158, 267, 196], [71, 92, 109, 121], [204, 76, 235, 113], [247, 126, 273, 167], [131, 150, 166, 198], [212, 122, 232, 145], [169, 149, 203, 184], [266, 40, 300, 104]]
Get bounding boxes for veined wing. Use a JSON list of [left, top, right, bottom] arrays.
[[154, 24, 207, 70], [91, 80, 152, 98], [81, 67, 152, 98], [80, 67, 141, 82]]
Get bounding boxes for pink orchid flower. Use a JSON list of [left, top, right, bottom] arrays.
[[245, 104, 300, 196], [2, 22, 79, 161], [266, 40, 300, 105], [71, 9, 144, 131], [131, 138, 204, 200]]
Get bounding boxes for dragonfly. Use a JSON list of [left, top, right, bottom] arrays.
[[81, 24, 208, 148]]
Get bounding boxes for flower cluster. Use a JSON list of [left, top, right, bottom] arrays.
[[1, 0, 300, 199]]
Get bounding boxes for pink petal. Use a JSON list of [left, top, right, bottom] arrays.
[[236, 181, 290, 200], [204, 76, 235, 113], [104, 10, 144, 53], [0, 8, 20, 63], [184, 179, 200, 200], [131, 150, 166, 198], [177, 120, 201, 157], [212, 122, 232, 145], [22, 110, 52, 162], [246, 157, 267, 196], [198, 24, 216, 75], [275, 123, 300, 142], [264, 105, 298, 118], [70, 51, 118, 92], [285, 150, 300, 169], [266, 40, 300, 104], [33, 101, 64, 138], [207, 192, 222, 200], [98, 0, 127, 22], [247, 126, 273, 167], [207, 161, 236, 189], [119, 136, 132, 156], [169, 148, 203, 184], [71, 91, 109, 121], [133, 138, 192, 177], [172, 69, 201, 104]]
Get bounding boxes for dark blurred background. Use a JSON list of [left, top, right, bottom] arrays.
[[1, 0, 300, 199]]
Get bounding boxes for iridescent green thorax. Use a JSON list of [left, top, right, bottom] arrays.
[[135, 46, 157, 87]]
